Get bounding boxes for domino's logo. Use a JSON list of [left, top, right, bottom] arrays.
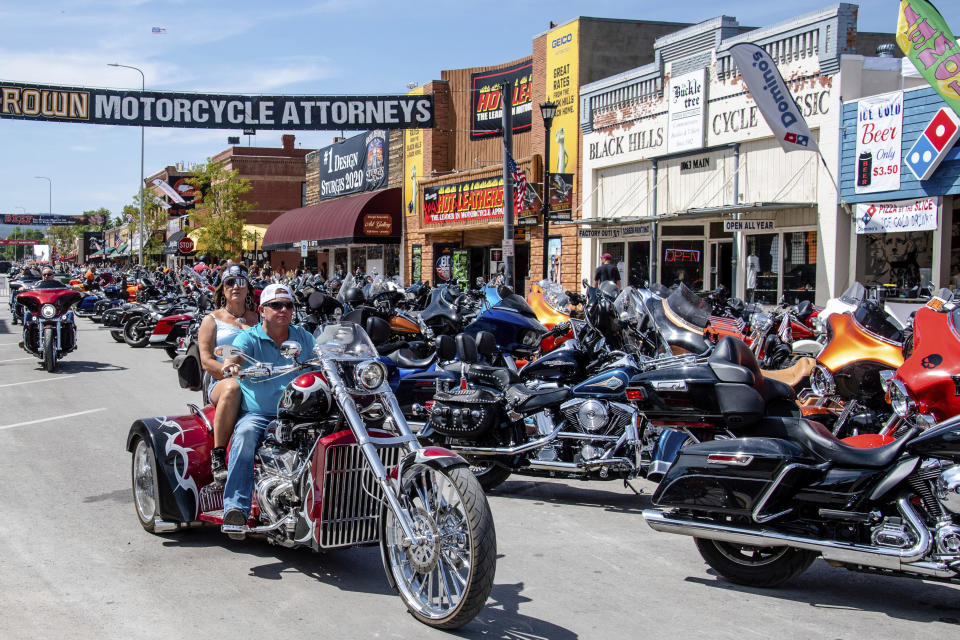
[[784, 132, 809, 147], [905, 108, 960, 182]]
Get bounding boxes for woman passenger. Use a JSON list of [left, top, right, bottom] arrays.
[[198, 264, 259, 484]]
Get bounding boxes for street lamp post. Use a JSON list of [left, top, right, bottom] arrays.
[[33, 177, 51, 264], [539, 101, 557, 282], [14, 206, 26, 263], [108, 63, 146, 266]]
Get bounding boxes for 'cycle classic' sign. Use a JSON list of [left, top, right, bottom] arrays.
[[0, 81, 434, 130]]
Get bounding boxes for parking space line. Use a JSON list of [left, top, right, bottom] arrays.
[[0, 343, 22, 347], [0, 356, 33, 363], [0, 375, 75, 388], [0, 407, 106, 431]]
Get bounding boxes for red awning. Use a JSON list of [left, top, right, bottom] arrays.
[[262, 188, 401, 250]]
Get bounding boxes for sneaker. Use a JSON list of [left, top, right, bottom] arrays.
[[222, 508, 247, 540], [210, 447, 227, 487]]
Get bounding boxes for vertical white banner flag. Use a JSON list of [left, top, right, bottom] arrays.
[[730, 42, 819, 153], [854, 91, 903, 194]]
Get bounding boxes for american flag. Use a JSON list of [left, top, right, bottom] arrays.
[[152, 27, 166, 34], [506, 152, 527, 215]]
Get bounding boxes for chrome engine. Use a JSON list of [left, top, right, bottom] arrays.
[[937, 464, 960, 515], [871, 517, 916, 549], [560, 398, 636, 465], [253, 443, 304, 544]]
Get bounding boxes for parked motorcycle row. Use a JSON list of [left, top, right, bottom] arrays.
[[9, 261, 960, 626]]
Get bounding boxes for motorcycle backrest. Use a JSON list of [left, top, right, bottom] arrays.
[[436, 334, 456, 362], [475, 331, 497, 360], [197, 293, 213, 311], [365, 315, 392, 345], [456, 333, 479, 364], [708, 336, 761, 385]]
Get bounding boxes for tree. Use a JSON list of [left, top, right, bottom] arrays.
[[43, 207, 113, 260], [0, 226, 45, 261], [187, 158, 256, 262], [123, 194, 169, 265]]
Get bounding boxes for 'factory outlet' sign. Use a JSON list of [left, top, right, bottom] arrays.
[[0, 81, 435, 130]]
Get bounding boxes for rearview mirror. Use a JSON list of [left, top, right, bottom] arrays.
[[582, 278, 589, 288], [214, 345, 242, 359], [280, 340, 302, 361]]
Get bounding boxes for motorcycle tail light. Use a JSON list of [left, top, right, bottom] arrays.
[[625, 387, 645, 401]]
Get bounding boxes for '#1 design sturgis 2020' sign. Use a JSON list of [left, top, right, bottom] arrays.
[[0, 81, 434, 130]]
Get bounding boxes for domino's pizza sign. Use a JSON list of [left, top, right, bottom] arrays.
[[905, 108, 960, 182]]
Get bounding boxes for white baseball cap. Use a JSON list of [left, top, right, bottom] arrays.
[[260, 283, 294, 305]]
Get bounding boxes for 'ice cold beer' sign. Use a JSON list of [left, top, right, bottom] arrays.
[[0, 81, 434, 130]]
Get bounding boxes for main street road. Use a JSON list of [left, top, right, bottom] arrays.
[[0, 275, 959, 640]]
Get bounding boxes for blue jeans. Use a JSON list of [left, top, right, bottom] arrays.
[[223, 412, 273, 517]]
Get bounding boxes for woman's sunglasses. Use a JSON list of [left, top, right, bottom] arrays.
[[264, 301, 294, 310], [223, 277, 248, 288]]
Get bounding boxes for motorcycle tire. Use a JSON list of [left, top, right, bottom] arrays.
[[123, 317, 151, 348], [380, 463, 496, 629], [468, 460, 512, 492], [693, 537, 816, 588], [110, 330, 125, 343], [164, 345, 179, 359], [42, 327, 57, 373], [130, 435, 168, 533]]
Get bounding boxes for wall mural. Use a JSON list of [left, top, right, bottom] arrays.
[[864, 231, 932, 287]]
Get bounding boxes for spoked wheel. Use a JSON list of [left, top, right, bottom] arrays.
[[381, 463, 496, 629], [42, 327, 57, 372], [123, 317, 151, 348], [110, 329, 125, 343], [131, 436, 166, 533], [694, 537, 816, 587], [467, 458, 512, 492]]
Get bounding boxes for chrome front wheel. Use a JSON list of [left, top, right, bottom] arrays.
[[381, 463, 496, 629], [131, 436, 162, 533]]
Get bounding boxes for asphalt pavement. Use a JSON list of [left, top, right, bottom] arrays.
[[0, 274, 959, 639]]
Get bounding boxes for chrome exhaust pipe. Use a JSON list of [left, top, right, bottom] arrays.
[[643, 497, 931, 571], [450, 424, 562, 456], [527, 457, 635, 474]]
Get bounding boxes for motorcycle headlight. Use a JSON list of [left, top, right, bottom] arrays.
[[888, 379, 915, 417], [41, 303, 57, 319], [750, 312, 772, 332], [809, 364, 836, 397], [355, 360, 386, 390]]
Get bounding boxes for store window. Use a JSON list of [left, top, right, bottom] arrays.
[[782, 231, 817, 303], [661, 240, 704, 290], [863, 231, 933, 297], [601, 242, 625, 284], [350, 247, 367, 275], [385, 245, 400, 279], [627, 241, 650, 287], [747, 234, 779, 304], [334, 248, 348, 278], [411, 245, 422, 283]]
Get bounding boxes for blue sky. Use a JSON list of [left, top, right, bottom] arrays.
[[1, 0, 957, 234]]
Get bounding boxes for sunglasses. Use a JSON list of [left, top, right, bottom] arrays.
[[264, 301, 294, 310], [42, 273, 54, 278], [223, 277, 248, 288]]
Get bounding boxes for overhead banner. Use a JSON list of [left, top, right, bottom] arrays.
[[423, 177, 504, 225], [545, 21, 580, 187], [730, 42, 820, 153], [83, 231, 104, 255], [667, 68, 706, 153], [856, 196, 938, 234], [897, 1, 960, 117], [403, 87, 425, 217], [470, 58, 533, 139], [1, 213, 90, 226], [0, 239, 38, 245], [0, 81, 434, 130], [549, 172, 574, 220], [855, 91, 903, 194], [316, 130, 388, 200]]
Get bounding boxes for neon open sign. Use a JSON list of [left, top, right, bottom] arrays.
[[665, 248, 701, 263]]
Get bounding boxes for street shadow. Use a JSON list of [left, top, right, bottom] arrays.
[[684, 562, 960, 625], [50, 360, 128, 374], [162, 530, 578, 636], [488, 478, 652, 515], [83, 488, 129, 504]]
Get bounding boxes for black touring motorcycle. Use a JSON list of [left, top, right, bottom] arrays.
[[639, 339, 960, 588]]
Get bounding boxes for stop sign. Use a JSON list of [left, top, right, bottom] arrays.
[[178, 237, 195, 254]]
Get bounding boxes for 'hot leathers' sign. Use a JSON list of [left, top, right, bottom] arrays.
[[316, 130, 388, 200], [470, 59, 533, 139], [0, 81, 434, 130], [423, 177, 505, 224]]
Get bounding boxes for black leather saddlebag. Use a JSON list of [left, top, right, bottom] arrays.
[[428, 387, 500, 439]]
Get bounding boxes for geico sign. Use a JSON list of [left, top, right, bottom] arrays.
[[552, 33, 572, 48]]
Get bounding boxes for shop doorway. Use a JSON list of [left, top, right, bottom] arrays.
[[709, 240, 733, 292], [515, 244, 530, 295], [627, 241, 650, 287], [469, 247, 487, 286]]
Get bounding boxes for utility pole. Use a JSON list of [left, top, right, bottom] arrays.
[[501, 81, 515, 291]]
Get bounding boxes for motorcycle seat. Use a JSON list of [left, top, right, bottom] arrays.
[[393, 351, 437, 369], [757, 416, 916, 468], [505, 385, 571, 413], [761, 357, 816, 390], [465, 364, 518, 390], [710, 337, 795, 406]]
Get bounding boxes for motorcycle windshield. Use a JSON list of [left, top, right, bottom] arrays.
[[537, 280, 570, 314], [33, 280, 71, 289], [495, 293, 538, 318], [839, 281, 866, 305], [853, 301, 904, 343], [313, 322, 378, 360]]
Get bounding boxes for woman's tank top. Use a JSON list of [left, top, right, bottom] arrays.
[[213, 317, 243, 362]]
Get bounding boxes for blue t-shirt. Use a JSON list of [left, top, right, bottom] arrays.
[[231, 322, 317, 416]]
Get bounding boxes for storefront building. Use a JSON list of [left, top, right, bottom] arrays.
[[840, 85, 960, 318], [264, 129, 402, 277], [578, 5, 905, 304], [403, 17, 688, 292]]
